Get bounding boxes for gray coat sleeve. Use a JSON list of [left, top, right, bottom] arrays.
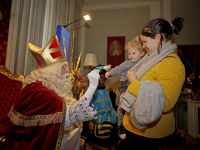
[[120, 80, 165, 130], [109, 60, 135, 77]]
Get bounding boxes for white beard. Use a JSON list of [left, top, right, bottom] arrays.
[[62, 72, 70, 78], [42, 73, 77, 105]]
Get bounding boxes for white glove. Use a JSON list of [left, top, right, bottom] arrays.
[[64, 69, 99, 130], [84, 69, 100, 101], [103, 64, 111, 71], [88, 69, 100, 87]]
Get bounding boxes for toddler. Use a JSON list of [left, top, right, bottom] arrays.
[[105, 36, 146, 139]]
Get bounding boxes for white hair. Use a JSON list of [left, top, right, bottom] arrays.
[[23, 61, 77, 105]]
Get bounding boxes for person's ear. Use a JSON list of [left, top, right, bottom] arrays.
[[141, 51, 145, 57], [155, 34, 161, 43]]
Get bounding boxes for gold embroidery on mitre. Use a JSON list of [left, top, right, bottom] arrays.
[[28, 33, 65, 68], [109, 40, 122, 56]]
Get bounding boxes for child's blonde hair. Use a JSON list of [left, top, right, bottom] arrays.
[[125, 36, 146, 53]]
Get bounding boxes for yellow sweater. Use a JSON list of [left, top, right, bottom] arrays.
[[123, 53, 185, 138]]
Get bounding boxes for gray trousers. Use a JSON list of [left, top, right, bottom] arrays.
[[117, 81, 128, 126]]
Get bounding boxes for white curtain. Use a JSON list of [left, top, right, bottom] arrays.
[[6, 0, 72, 75]]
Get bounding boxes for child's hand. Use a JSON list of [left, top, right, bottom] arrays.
[[105, 72, 111, 78]]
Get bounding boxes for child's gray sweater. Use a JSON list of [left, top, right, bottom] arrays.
[[110, 60, 138, 81]]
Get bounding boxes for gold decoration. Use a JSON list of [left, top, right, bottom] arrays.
[[0, 136, 6, 143], [0, 9, 2, 21], [70, 28, 75, 70], [0, 65, 26, 82], [97, 124, 113, 130], [28, 33, 65, 68], [7, 100, 67, 150], [94, 124, 111, 138], [70, 29, 86, 100], [8, 106, 63, 127], [107, 89, 120, 106], [55, 100, 66, 150], [71, 51, 86, 100], [109, 40, 122, 56]]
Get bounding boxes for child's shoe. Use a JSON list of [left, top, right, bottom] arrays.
[[118, 125, 127, 140]]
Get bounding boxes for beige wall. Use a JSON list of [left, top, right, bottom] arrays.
[[171, 0, 200, 45]]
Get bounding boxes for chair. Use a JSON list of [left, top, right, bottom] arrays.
[[0, 65, 26, 150], [107, 89, 120, 111]]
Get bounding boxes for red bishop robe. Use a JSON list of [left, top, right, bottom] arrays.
[[0, 81, 66, 150]]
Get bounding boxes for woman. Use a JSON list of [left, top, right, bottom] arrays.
[[117, 17, 185, 150]]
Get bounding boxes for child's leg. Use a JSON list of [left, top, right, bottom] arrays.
[[119, 81, 128, 94], [117, 86, 126, 127], [117, 106, 127, 140], [117, 106, 124, 126], [117, 87, 127, 140]]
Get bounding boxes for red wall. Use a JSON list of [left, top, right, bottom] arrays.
[[0, 0, 12, 65]]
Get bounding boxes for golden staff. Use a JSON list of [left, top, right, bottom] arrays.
[[70, 28, 75, 70], [75, 51, 82, 72]]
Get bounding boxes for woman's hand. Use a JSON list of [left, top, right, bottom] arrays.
[[127, 70, 137, 84]]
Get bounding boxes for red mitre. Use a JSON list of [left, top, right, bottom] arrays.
[[28, 33, 65, 68]]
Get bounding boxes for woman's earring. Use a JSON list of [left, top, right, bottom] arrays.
[[157, 43, 161, 54]]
